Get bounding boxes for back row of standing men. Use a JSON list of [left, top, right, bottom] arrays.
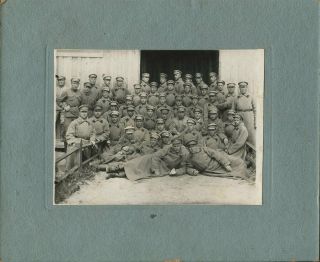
[[55, 70, 256, 157]]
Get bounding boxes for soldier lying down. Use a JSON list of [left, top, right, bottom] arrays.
[[92, 134, 249, 181]]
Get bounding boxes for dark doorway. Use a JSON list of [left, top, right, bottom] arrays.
[[140, 50, 219, 84]]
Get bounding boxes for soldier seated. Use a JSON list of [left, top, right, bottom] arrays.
[[144, 105, 157, 131], [140, 132, 161, 155], [159, 130, 172, 148], [119, 105, 136, 127], [96, 87, 112, 113], [180, 118, 202, 146], [166, 80, 176, 107], [201, 123, 226, 150], [108, 110, 124, 146]]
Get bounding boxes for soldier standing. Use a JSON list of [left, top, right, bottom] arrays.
[[80, 82, 99, 117], [119, 95, 134, 117], [88, 74, 100, 94], [148, 82, 160, 106], [65, 105, 96, 170], [208, 72, 218, 92], [96, 87, 112, 114], [187, 95, 201, 118], [172, 95, 184, 118], [184, 74, 197, 95], [132, 84, 142, 107], [234, 81, 256, 145], [119, 105, 136, 127], [140, 73, 151, 94], [173, 69, 184, 95], [181, 83, 193, 107], [133, 114, 150, 143], [112, 76, 130, 105], [158, 73, 168, 92], [198, 84, 209, 108], [144, 105, 157, 131], [136, 92, 148, 116], [216, 83, 237, 121], [202, 123, 226, 150], [165, 80, 177, 107], [170, 106, 189, 134], [108, 110, 124, 146], [100, 75, 112, 98], [195, 73, 208, 96], [55, 75, 67, 139], [204, 106, 227, 145]]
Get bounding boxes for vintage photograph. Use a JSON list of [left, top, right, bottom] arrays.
[[54, 49, 263, 205]]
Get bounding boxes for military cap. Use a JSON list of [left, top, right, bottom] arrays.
[[167, 80, 175, 85], [227, 109, 235, 115], [217, 80, 225, 85], [238, 81, 248, 86], [177, 106, 186, 112], [200, 85, 208, 89], [84, 82, 92, 88], [160, 106, 170, 112], [102, 75, 111, 80], [150, 132, 160, 140], [56, 75, 66, 80], [135, 114, 144, 121], [89, 74, 97, 78], [110, 101, 118, 107], [126, 95, 133, 100], [175, 95, 183, 101], [160, 131, 171, 138], [94, 105, 103, 111], [71, 78, 80, 83], [183, 82, 192, 87], [79, 105, 89, 111], [208, 90, 218, 96], [142, 73, 150, 77], [159, 92, 166, 97], [147, 105, 155, 111], [194, 107, 203, 113], [150, 82, 158, 87], [208, 123, 217, 130], [156, 118, 165, 124], [187, 118, 196, 125], [160, 73, 167, 78], [192, 95, 199, 99], [110, 110, 120, 116], [127, 105, 135, 111], [124, 126, 135, 133], [227, 83, 236, 87], [209, 72, 218, 77], [184, 134, 198, 146], [139, 92, 147, 97], [234, 114, 243, 120], [173, 69, 182, 75], [116, 76, 124, 81], [195, 73, 202, 78], [134, 84, 141, 89], [208, 106, 218, 114], [185, 74, 193, 79], [171, 136, 183, 144], [102, 86, 110, 92]]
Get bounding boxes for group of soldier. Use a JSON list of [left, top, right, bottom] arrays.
[[55, 69, 256, 180]]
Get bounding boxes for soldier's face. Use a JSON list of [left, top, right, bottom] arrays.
[[188, 123, 195, 130], [217, 83, 224, 90], [210, 76, 216, 83], [208, 113, 218, 120], [71, 82, 79, 90], [128, 110, 134, 117], [177, 111, 185, 119], [89, 77, 96, 84], [208, 130, 216, 137], [110, 105, 117, 111], [160, 77, 166, 84], [174, 73, 181, 80], [176, 100, 182, 106], [135, 119, 143, 128], [111, 116, 118, 123], [167, 84, 174, 91], [192, 98, 198, 105], [172, 143, 181, 153], [126, 100, 133, 105], [151, 86, 157, 93], [142, 76, 149, 83], [234, 119, 240, 126], [209, 95, 216, 102], [79, 110, 88, 119], [103, 79, 111, 85], [147, 110, 153, 117], [134, 88, 141, 94], [94, 110, 102, 118], [159, 97, 166, 104], [117, 80, 123, 87], [84, 86, 90, 93], [58, 79, 65, 86], [195, 112, 201, 119], [157, 124, 164, 131], [227, 86, 235, 93], [162, 137, 170, 144], [184, 86, 191, 93], [240, 86, 247, 94], [161, 112, 168, 119], [126, 133, 134, 140], [188, 145, 200, 154], [227, 114, 234, 121], [201, 89, 207, 95], [150, 138, 157, 147], [102, 90, 110, 98], [195, 77, 201, 84], [140, 97, 147, 104]]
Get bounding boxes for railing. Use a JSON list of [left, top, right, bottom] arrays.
[[55, 139, 103, 183], [245, 141, 256, 171]]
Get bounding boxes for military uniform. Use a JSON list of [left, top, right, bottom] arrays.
[[201, 123, 225, 150], [216, 83, 237, 121], [234, 82, 256, 145], [112, 77, 130, 105], [148, 82, 160, 106], [198, 93, 209, 108], [158, 73, 168, 93], [96, 86, 112, 114], [108, 111, 125, 146], [80, 82, 99, 117], [172, 95, 184, 117], [170, 106, 189, 134], [180, 119, 202, 146], [174, 70, 185, 94], [132, 84, 142, 107], [119, 95, 134, 117], [135, 92, 148, 116], [184, 74, 197, 95], [140, 73, 151, 94], [140, 132, 161, 155], [100, 75, 112, 98], [165, 80, 177, 107], [133, 115, 150, 143], [119, 105, 136, 127], [89, 116, 109, 142], [208, 72, 218, 92], [143, 105, 157, 131], [195, 73, 209, 96]]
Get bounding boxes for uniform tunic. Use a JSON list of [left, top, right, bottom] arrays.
[[119, 115, 136, 127], [158, 83, 167, 93], [136, 104, 148, 116], [182, 94, 192, 107], [132, 94, 141, 107], [216, 93, 236, 121], [148, 92, 159, 106], [187, 147, 248, 179], [89, 116, 110, 141], [170, 117, 189, 133], [144, 116, 157, 130], [140, 81, 151, 94], [226, 122, 248, 160], [235, 93, 256, 145], [198, 95, 209, 108], [204, 118, 226, 140], [133, 127, 150, 143], [140, 141, 161, 155], [201, 135, 225, 150], [166, 90, 176, 107], [109, 121, 124, 146], [174, 78, 185, 94], [96, 98, 112, 113], [196, 81, 209, 96], [80, 90, 98, 116], [113, 86, 130, 105]]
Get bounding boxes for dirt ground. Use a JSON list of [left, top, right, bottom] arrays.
[[62, 172, 261, 205]]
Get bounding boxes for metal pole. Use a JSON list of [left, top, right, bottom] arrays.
[[79, 139, 83, 172]]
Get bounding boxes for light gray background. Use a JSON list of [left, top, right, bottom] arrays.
[[0, 0, 318, 261]]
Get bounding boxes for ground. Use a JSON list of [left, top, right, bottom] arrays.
[[62, 172, 261, 205]]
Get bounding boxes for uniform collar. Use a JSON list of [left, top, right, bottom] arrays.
[[238, 93, 250, 98], [77, 118, 90, 124]]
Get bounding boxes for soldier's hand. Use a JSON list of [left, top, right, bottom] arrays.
[[223, 138, 229, 145], [169, 168, 177, 176], [64, 105, 70, 112], [225, 165, 232, 172], [192, 170, 199, 176]]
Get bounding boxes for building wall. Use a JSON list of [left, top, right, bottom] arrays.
[[55, 49, 140, 92]]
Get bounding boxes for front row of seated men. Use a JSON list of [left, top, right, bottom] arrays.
[[64, 102, 250, 181]]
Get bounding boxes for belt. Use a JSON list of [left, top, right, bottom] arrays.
[[237, 109, 253, 112]]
